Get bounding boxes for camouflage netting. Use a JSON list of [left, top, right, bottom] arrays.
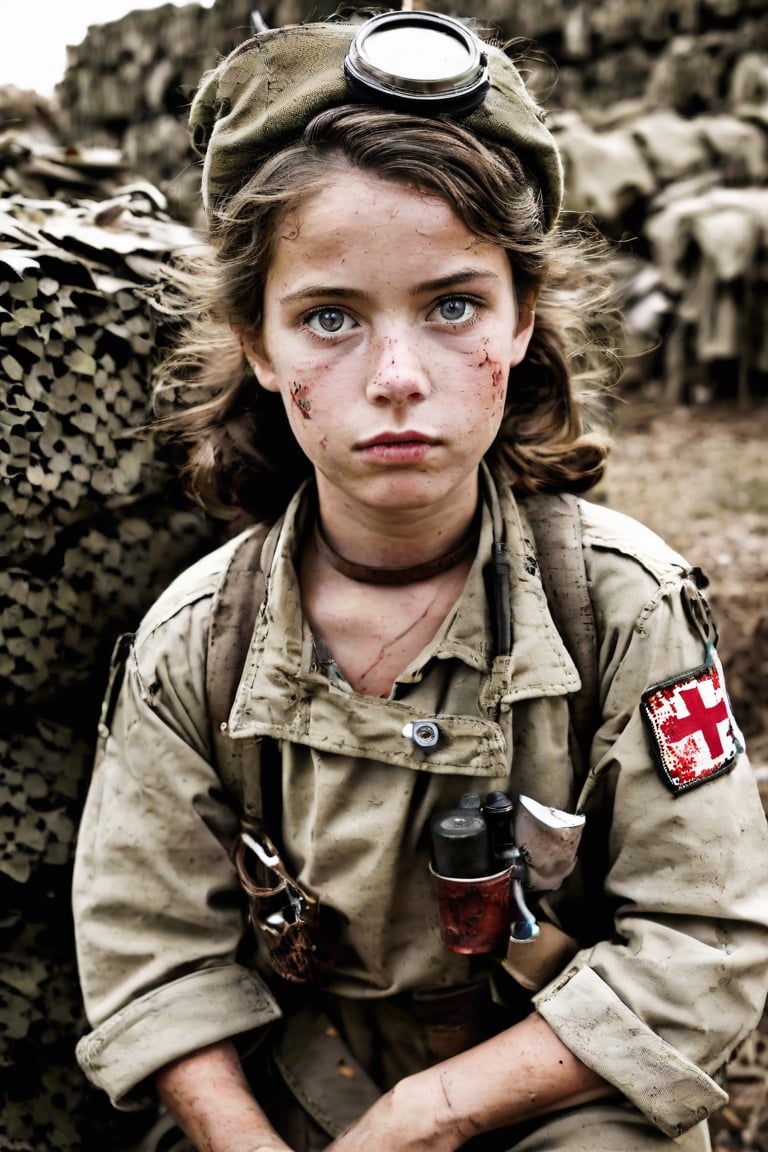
[[0, 124, 219, 1150]]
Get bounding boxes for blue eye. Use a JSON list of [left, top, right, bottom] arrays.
[[436, 297, 478, 323], [305, 308, 353, 334]]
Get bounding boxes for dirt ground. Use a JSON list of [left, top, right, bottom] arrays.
[[600, 399, 768, 769], [599, 399, 768, 1149]]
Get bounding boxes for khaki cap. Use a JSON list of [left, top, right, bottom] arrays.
[[190, 19, 563, 229]]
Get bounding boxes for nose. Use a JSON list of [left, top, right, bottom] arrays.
[[365, 329, 431, 406]]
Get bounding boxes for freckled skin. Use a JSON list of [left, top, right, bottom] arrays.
[[242, 165, 534, 536]]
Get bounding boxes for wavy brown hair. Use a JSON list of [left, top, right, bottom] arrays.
[[153, 104, 618, 523]]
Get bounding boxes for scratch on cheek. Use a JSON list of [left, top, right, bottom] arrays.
[[475, 350, 504, 391], [290, 380, 312, 419]]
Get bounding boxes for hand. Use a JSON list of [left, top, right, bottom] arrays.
[[325, 1073, 466, 1152], [226, 1139, 295, 1152], [208, 1131, 295, 1152], [233, 1144, 294, 1152], [173, 1123, 293, 1152], [218, 1132, 295, 1152]]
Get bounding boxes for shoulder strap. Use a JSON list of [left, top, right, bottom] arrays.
[[521, 492, 599, 773], [206, 523, 270, 804]]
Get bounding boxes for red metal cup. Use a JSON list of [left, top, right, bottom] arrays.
[[429, 862, 513, 954]]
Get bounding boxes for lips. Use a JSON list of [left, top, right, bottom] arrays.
[[355, 430, 438, 465], [356, 431, 436, 449]]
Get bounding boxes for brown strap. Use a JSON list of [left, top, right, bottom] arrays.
[[206, 524, 269, 803], [520, 492, 598, 775], [274, 1007, 381, 1137]]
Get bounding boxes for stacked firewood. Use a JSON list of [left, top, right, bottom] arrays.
[[55, 0, 258, 225], [0, 109, 218, 1150]]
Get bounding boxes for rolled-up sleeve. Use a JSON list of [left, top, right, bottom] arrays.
[[534, 558, 768, 1137], [72, 590, 281, 1109]]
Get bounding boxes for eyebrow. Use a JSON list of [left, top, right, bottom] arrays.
[[278, 268, 501, 306]]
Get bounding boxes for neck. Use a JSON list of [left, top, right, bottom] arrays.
[[314, 513, 479, 586], [312, 475, 482, 572]]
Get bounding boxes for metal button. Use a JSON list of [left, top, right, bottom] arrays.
[[402, 719, 441, 749]]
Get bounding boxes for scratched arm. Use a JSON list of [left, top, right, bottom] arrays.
[[156, 1040, 295, 1152], [325, 1012, 610, 1152]]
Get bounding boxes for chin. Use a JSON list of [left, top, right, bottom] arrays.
[[359, 472, 469, 513]]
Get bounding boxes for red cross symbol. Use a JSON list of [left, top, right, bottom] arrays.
[[661, 684, 729, 758]]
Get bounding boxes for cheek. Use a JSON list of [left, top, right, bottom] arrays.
[[279, 379, 318, 453], [282, 358, 337, 424], [289, 380, 312, 421], [279, 357, 328, 430], [488, 361, 507, 405], [469, 348, 508, 418], [280, 372, 333, 457]]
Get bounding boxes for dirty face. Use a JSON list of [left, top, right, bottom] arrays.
[[243, 166, 533, 523]]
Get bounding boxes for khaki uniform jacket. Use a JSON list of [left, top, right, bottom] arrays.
[[72, 474, 768, 1140]]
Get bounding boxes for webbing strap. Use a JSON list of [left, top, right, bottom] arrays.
[[521, 492, 598, 774], [206, 524, 269, 806]]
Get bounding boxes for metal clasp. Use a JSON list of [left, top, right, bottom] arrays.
[[402, 719, 441, 749]]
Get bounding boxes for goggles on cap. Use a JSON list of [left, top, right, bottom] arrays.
[[190, 10, 564, 229], [344, 11, 489, 116]]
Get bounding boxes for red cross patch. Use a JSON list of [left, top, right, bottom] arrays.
[[641, 657, 742, 794]]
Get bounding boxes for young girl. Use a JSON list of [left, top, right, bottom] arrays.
[[72, 12, 768, 1152]]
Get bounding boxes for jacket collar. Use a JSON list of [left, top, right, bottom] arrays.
[[238, 466, 579, 715]]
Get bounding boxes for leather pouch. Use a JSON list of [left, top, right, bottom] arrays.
[[236, 831, 330, 983]]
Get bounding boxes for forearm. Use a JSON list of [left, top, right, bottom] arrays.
[[431, 1011, 612, 1139], [328, 1011, 612, 1151], [156, 1040, 291, 1152]]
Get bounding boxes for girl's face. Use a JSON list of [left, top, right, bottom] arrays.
[[242, 166, 533, 524]]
